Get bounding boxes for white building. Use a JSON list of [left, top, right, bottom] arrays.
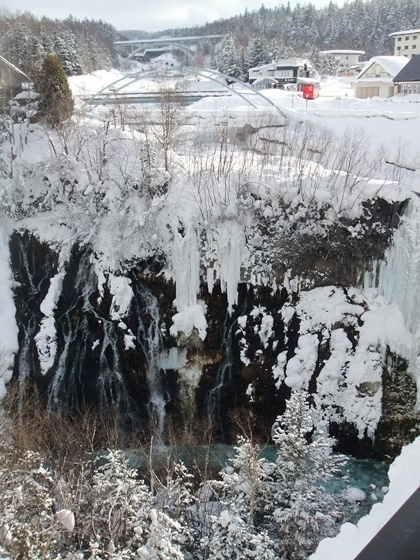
[[390, 29, 420, 59], [249, 58, 316, 89], [353, 56, 409, 98], [320, 49, 365, 69]]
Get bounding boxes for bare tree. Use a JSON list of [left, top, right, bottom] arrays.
[[152, 72, 187, 171]]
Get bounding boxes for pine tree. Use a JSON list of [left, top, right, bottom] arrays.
[[271, 390, 347, 560], [217, 34, 242, 80], [202, 436, 278, 559], [246, 36, 271, 72], [216, 436, 272, 526], [33, 54, 74, 129]]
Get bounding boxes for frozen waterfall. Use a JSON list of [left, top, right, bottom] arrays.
[[376, 197, 420, 408]]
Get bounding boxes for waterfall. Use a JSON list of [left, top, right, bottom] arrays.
[[48, 250, 134, 417], [133, 282, 169, 441], [376, 197, 420, 408], [11, 234, 58, 407], [206, 312, 236, 438]]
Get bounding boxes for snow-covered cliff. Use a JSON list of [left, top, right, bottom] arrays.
[[1, 80, 419, 457]]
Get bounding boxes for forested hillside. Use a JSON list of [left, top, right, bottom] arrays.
[[1, 0, 420, 80], [0, 11, 118, 76], [168, 0, 420, 60]]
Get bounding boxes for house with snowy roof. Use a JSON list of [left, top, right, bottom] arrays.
[[0, 55, 30, 110], [390, 29, 420, 59], [393, 54, 420, 95], [353, 56, 409, 99], [248, 58, 317, 90]]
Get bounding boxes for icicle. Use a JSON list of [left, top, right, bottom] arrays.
[[172, 225, 200, 312], [378, 199, 420, 336], [217, 219, 246, 313], [377, 198, 420, 408]]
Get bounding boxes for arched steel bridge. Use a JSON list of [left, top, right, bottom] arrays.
[[86, 67, 287, 117], [114, 35, 222, 61]]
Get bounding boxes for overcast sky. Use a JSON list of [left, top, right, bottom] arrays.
[[0, 0, 332, 32]]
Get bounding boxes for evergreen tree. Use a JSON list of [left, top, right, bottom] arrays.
[[217, 34, 242, 79], [271, 390, 346, 560], [318, 52, 341, 77], [203, 435, 278, 559], [33, 54, 74, 129], [215, 436, 272, 527], [246, 36, 271, 74]]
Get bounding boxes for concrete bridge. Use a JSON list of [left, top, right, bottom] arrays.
[[114, 35, 222, 61]]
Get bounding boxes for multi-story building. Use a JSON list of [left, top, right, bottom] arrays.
[[390, 29, 420, 59]]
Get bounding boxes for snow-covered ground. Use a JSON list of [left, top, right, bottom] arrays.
[[71, 70, 420, 164]]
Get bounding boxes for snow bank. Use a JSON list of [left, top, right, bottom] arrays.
[[310, 436, 420, 560], [69, 69, 125, 97], [170, 302, 208, 341], [109, 275, 133, 321]]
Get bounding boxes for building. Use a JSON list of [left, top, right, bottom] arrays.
[[353, 56, 409, 99], [393, 54, 420, 95], [249, 58, 317, 89], [320, 49, 365, 69], [0, 55, 30, 111], [390, 29, 420, 59]]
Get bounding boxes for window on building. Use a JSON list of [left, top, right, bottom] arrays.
[[405, 45, 409, 49], [398, 37, 402, 41], [405, 36, 409, 40], [413, 35, 417, 39], [413, 45, 417, 49], [397, 46, 401, 50]]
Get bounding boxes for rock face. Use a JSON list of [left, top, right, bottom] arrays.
[[9, 196, 416, 460]]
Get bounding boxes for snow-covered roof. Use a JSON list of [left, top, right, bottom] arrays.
[[320, 50, 365, 55], [390, 28, 420, 37], [249, 62, 275, 72], [252, 77, 278, 85], [0, 55, 29, 82], [249, 58, 310, 72], [356, 56, 409, 80]]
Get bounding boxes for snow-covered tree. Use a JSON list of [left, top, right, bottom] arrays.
[[201, 436, 278, 559], [215, 436, 272, 526], [271, 390, 346, 560], [217, 34, 243, 80], [245, 36, 271, 73], [78, 449, 152, 557], [202, 509, 276, 560], [0, 449, 60, 559]]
